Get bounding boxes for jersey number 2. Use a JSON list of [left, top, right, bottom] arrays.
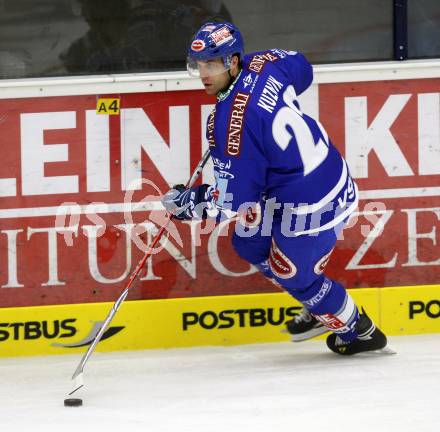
[[272, 85, 329, 175]]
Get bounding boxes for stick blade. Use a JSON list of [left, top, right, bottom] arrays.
[[68, 372, 84, 396]]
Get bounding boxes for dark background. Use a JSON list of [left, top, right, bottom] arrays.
[[0, 1, 439, 78]]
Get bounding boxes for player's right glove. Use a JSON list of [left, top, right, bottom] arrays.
[[162, 184, 211, 220]]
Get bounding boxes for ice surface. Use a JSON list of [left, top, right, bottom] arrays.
[[1, 334, 439, 432]]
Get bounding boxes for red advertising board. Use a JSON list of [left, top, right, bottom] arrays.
[[321, 78, 440, 289], [0, 79, 439, 307]]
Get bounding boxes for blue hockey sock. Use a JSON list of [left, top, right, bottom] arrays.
[[294, 276, 359, 342]]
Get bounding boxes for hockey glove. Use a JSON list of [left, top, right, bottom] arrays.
[[162, 184, 211, 220]]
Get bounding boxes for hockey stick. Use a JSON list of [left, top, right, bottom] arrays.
[[68, 149, 211, 395]]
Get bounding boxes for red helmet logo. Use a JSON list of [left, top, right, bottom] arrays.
[[191, 39, 205, 52]]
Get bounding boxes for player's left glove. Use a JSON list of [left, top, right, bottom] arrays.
[[162, 184, 211, 220]]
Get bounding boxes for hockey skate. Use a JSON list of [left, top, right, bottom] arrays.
[[326, 309, 396, 355], [285, 308, 329, 342]]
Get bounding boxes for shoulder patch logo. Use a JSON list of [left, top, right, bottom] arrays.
[[248, 52, 279, 74]]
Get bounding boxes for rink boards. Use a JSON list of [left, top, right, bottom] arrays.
[[0, 284, 439, 357], [1, 61, 440, 358]]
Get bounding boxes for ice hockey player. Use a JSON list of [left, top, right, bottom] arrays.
[[162, 21, 389, 355]]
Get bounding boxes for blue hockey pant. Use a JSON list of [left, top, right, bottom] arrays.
[[232, 221, 359, 341]]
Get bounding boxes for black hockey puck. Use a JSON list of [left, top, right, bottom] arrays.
[[64, 398, 83, 407]]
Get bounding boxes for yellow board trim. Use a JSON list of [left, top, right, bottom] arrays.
[[0, 285, 439, 358]]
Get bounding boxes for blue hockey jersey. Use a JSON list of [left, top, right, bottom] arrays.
[[206, 49, 358, 235]]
